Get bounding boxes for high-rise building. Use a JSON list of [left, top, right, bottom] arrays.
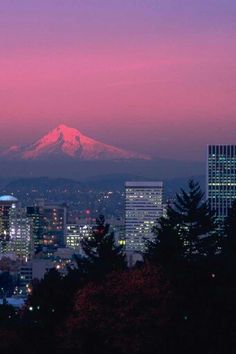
[[0, 196, 18, 252], [32, 200, 67, 250], [66, 224, 92, 253], [7, 212, 32, 260], [125, 181, 163, 255], [26, 206, 43, 254], [0, 196, 33, 260], [207, 145, 236, 220]]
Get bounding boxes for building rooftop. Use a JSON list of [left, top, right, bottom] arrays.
[[0, 195, 18, 202], [125, 181, 163, 187]]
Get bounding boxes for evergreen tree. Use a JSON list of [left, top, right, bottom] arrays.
[[222, 201, 236, 269], [62, 265, 171, 354], [146, 180, 218, 267], [76, 215, 127, 281], [171, 180, 218, 261], [145, 205, 183, 269], [26, 268, 66, 324]]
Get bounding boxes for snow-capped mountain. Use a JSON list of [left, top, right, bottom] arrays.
[[1, 124, 150, 161]]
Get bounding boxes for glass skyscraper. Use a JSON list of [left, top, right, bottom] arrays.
[[125, 181, 163, 254], [207, 145, 236, 220]]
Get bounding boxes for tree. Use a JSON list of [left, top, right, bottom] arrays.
[[75, 215, 127, 282], [221, 201, 236, 272], [0, 304, 17, 326], [0, 272, 14, 298], [61, 265, 172, 354], [146, 180, 218, 267], [145, 179, 220, 296], [145, 204, 183, 271], [25, 268, 66, 325], [168, 180, 217, 262]]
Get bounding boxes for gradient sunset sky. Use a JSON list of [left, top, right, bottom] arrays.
[[0, 0, 235, 160]]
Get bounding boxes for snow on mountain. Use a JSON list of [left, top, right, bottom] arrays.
[[1, 124, 150, 161]]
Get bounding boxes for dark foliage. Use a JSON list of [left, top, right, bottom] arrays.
[[61, 265, 172, 354], [23, 215, 126, 328], [4, 187, 236, 354], [222, 201, 236, 269], [75, 215, 127, 282], [24, 269, 68, 325], [0, 272, 14, 298], [145, 204, 183, 272], [146, 180, 218, 269]]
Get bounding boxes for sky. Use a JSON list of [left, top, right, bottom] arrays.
[[0, 0, 235, 160]]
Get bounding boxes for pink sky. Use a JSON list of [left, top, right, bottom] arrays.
[[0, 0, 235, 160]]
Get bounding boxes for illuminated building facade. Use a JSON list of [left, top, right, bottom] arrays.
[[125, 181, 163, 254], [207, 145, 236, 220], [8, 213, 32, 260], [66, 224, 92, 253], [26, 206, 43, 254], [31, 200, 67, 250], [0, 196, 18, 252]]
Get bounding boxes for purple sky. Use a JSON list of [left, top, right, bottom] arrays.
[[0, 0, 236, 160]]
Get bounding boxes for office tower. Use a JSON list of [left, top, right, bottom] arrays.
[[207, 145, 236, 220], [125, 182, 163, 254], [109, 218, 125, 247], [66, 224, 92, 254], [35, 200, 67, 249], [26, 206, 43, 254], [8, 212, 32, 261], [0, 195, 18, 252]]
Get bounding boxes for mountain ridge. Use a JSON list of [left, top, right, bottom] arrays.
[[0, 124, 150, 161]]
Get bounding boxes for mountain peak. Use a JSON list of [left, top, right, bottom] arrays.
[[57, 124, 70, 130], [55, 124, 80, 134], [48, 124, 82, 141], [1, 124, 151, 161]]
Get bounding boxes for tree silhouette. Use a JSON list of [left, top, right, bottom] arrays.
[[25, 268, 66, 325], [145, 204, 183, 271], [62, 265, 172, 354], [221, 201, 236, 272], [145, 179, 220, 299], [75, 215, 126, 282], [170, 180, 218, 261]]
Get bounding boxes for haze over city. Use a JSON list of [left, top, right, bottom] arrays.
[[1, 0, 236, 161]]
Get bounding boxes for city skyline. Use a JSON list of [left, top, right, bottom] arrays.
[[0, 2, 235, 353], [1, 0, 235, 161]]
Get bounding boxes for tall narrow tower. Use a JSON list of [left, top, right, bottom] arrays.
[[125, 181, 163, 256], [207, 145, 236, 220], [0, 195, 18, 252]]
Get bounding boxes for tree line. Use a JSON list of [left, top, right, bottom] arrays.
[[1, 180, 236, 354]]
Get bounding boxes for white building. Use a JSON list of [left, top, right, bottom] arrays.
[[66, 224, 92, 254], [125, 181, 163, 259], [8, 214, 32, 260]]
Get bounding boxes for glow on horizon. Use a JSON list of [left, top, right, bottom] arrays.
[[0, 0, 235, 160]]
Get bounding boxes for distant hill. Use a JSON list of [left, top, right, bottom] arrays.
[[0, 157, 205, 180], [2, 175, 206, 198]]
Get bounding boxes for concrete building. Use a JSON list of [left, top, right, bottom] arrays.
[[19, 259, 54, 287]]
